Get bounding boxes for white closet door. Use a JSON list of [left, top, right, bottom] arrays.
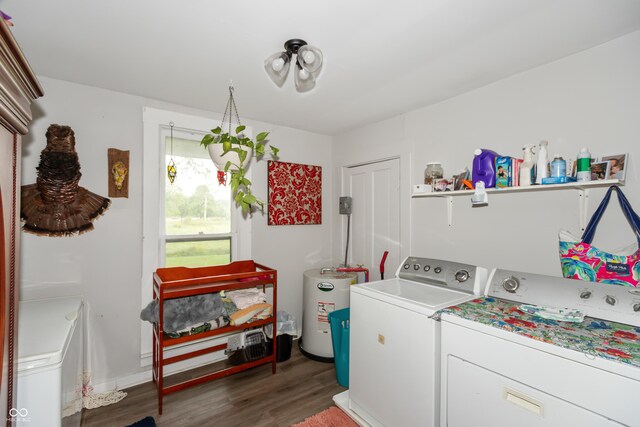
[[343, 158, 400, 279]]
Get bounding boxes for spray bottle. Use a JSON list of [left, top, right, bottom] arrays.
[[535, 140, 549, 184], [519, 144, 535, 186]]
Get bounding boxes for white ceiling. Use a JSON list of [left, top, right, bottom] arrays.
[[5, 0, 640, 135]]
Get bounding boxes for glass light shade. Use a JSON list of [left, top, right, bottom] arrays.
[[297, 45, 323, 73], [294, 64, 316, 92], [264, 51, 291, 87]]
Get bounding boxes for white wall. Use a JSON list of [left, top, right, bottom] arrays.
[[333, 31, 640, 276], [331, 115, 413, 273], [19, 77, 332, 388]]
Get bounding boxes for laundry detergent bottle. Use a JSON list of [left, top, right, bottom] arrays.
[[519, 144, 535, 186], [472, 148, 499, 188]]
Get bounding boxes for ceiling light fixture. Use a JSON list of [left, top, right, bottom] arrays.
[[264, 39, 323, 92]]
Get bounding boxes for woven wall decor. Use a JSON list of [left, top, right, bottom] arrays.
[[21, 124, 111, 236], [268, 161, 321, 225]]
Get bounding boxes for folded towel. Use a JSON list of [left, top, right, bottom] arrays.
[[230, 303, 272, 326], [225, 289, 267, 310], [519, 304, 585, 323]]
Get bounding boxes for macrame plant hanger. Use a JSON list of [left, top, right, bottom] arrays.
[[216, 84, 243, 186], [167, 122, 177, 184]]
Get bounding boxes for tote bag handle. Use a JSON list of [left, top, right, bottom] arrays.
[[581, 186, 640, 246]]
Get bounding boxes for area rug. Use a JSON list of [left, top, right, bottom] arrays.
[[292, 406, 358, 427]]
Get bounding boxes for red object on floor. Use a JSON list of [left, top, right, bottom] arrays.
[[292, 406, 359, 427]]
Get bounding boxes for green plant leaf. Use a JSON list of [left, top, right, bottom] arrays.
[[201, 134, 214, 147], [243, 194, 256, 205], [230, 173, 240, 193], [222, 139, 231, 152], [256, 131, 269, 142], [238, 149, 247, 164], [270, 146, 279, 157], [235, 191, 244, 204], [256, 144, 265, 155], [236, 125, 246, 134], [212, 127, 222, 134], [241, 177, 251, 186], [224, 161, 232, 172]]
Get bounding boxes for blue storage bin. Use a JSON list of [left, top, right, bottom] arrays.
[[328, 308, 350, 387]]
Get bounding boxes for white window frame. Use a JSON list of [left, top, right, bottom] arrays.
[[140, 107, 252, 361], [158, 125, 237, 265]]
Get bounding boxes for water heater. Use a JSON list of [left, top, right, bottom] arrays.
[[300, 268, 357, 362]]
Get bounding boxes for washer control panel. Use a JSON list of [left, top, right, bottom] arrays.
[[488, 269, 640, 327], [397, 257, 488, 295]]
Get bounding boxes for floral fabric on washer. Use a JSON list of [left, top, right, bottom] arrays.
[[440, 297, 640, 368]]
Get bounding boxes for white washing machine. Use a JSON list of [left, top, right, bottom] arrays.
[[440, 269, 640, 427], [334, 256, 488, 427], [17, 297, 84, 427]]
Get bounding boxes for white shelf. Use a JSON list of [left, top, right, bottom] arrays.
[[411, 179, 624, 228], [411, 179, 623, 198]]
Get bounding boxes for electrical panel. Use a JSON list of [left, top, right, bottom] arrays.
[[339, 196, 352, 215]]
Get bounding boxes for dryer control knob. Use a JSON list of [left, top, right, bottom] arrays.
[[403, 264, 410, 270], [423, 265, 431, 272], [580, 291, 592, 299], [455, 270, 470, 282], [502, 277, 520, 293], [605, 295, 617, 306], [633, 303, 640, 313], [413, 264, 420, 271], [434, 267, 442, 274]]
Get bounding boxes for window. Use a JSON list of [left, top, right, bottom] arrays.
[[161, 129, 234, 267], [142, 108, 252, 361]]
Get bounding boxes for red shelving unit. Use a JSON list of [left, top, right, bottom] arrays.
[[152, 260, 277, 414]]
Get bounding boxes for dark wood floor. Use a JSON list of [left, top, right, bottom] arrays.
[[81, 344, 346, 427]]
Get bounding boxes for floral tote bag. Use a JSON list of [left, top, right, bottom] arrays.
[[559, 186, 640, 287]]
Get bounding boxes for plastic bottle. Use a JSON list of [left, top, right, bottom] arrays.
[[519, 144, 535, 186], [576, 147, 591, 182], [472, 149, 499, 188], [535, 140, 549, 184], [551, 155, 566, 178]]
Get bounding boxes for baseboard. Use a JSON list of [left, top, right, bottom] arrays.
[[92, 335, 299, 393], [93, 336, 230, 393]]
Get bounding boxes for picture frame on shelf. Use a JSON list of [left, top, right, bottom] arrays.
[[600, 154, 627, 181], [590, 161, 610, 181], [433, 178, 453, 192]]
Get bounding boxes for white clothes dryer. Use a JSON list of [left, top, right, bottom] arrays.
[[440, 269, 640, 427]]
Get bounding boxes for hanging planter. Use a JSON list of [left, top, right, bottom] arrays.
[[207, 143, 253, 172], [201, 85, 279, 213]]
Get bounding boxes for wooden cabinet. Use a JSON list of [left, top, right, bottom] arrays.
[[152, 261, 277, 414], [0, 20, 43, 424]]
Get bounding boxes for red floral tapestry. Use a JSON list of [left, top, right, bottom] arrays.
[[268, 161, 322, 225]]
